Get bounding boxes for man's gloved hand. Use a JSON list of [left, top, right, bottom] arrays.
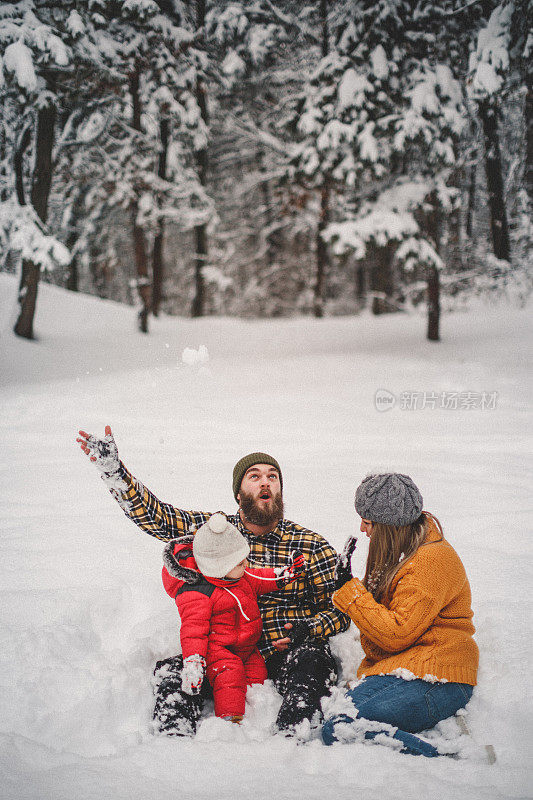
[[77, 425, 120, 478], [272, 620, 312, 652], [287, 620, 311, 649], [181, 654, 206, 695], [275, 550, 305, 585], [334, 536, 358, 591]]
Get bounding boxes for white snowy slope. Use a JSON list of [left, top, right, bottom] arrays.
[[0, 274, 531, 800]]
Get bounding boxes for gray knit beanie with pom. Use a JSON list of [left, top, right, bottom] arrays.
[[355, 473, 423, 526]]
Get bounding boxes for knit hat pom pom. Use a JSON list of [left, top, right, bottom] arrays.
[[208, 513, 227, 534]]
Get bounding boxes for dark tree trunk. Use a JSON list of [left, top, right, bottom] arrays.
[[320, 0, 329, 58], [152, 114, 169, 316], [427, 266, 440, 341], [191, 220, 207, 317], [132, 206, 151, 334], [466, 131, 477, 239], [14, 100, 57, 339], [0, 107, 6, 202], [67, 257, 79, 292], [355, 263, 366, 300], [370, 243, 396, 315], [129, 65, 151, 332], [466, 163, 476, 239], [313, 0, 330, 318], [65, 188, 89, 293], [152, 235, 163, 317], [314, 180, 330, 317], [426, 192, 441, 342], [14, 124, 32, 206], [191, 0, 209, 317], [526, 82, 533, 207], [510, 0, 533, 207], [256, 144, 277, 269], [478, 98, 511, 261]]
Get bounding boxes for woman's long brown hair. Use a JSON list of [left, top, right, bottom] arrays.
[[363, 512, 443, 602]]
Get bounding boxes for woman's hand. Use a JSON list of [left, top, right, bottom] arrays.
[[334, 536, 358, 591]]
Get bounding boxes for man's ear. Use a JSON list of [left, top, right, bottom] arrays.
[[236, 492, 241, 504]]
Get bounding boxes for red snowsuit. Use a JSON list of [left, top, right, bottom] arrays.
[[162, 538, 282, 719]]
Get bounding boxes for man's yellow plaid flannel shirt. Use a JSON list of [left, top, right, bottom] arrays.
[[106, 464, 350, 660]]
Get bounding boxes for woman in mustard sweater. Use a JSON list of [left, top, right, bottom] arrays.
[[322, 473, 479, 757]]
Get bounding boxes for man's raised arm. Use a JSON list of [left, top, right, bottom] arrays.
[[77, 426, 210, 542]]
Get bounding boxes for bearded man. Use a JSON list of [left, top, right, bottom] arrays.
[[77, 426, 349, 736]]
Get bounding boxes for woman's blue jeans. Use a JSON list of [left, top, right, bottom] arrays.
[[322, 675, 473, 757]]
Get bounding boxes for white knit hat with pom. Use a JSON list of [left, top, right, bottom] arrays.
[[193, 513, 250, 578]]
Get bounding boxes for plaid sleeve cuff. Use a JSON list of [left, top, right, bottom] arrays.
[[332, 578, 368, 612], [306, 607, 350, 639]]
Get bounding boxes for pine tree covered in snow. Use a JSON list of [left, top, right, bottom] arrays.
[[0, 0, 104, 337], [458, 0, 533, 304], [58, 0, 214, 331], [201, 0, 314, 316], [284, 0, 475, 338], [468, 1, 514, 263]]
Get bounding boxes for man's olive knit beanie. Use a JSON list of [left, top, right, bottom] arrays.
[[232, 452, 283, 501]]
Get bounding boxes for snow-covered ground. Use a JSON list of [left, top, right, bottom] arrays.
[[0, 274, 531, 800]]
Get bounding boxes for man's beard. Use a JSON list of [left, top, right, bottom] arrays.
[[239, 489, 284, 527]]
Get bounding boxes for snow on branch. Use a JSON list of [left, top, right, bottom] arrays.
[[227, 112, 295, 156], [468, 2, 513, 99], [323, 179, 445, 271], [2, 41, 37, 91], [324, 211, 418, 259], [0, 197, 70, 273]]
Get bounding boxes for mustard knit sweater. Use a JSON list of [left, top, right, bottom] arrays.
[[332, 519, 479, 685]]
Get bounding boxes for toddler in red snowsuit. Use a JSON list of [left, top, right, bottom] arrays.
[[162, 513, 304, 722]]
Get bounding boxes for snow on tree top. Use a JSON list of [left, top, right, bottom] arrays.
[[338, 68, 372, 111], [3, 41, 37, 91], [468, 3, 513, 99], [370, 45, 389, 80]]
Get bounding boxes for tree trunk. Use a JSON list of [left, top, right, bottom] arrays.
[[313, 0, 330, 318], [152, 114, 169, 316], [370, 243, 396, 314], [131, 206, 151, 333], [466, 129, 477, 239], [426, 192, 441, 342], [129, 64, 151, 332], [0, 106, 6, 202], [320, 0, 329, 58], [526, 81, 533, 208], [14, 124, 32, 206], [427, 265, 440, 341], [65, 188, 89, 293], [314, 180, 330, 317], [510, 0, 532, 208], [256, 143, 278, 269], [478, 98, 511, 261], [14, 100, 57, 339], [191, 0, 209, 317]]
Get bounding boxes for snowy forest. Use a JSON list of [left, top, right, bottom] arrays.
[[0, 0, 531, 340]]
